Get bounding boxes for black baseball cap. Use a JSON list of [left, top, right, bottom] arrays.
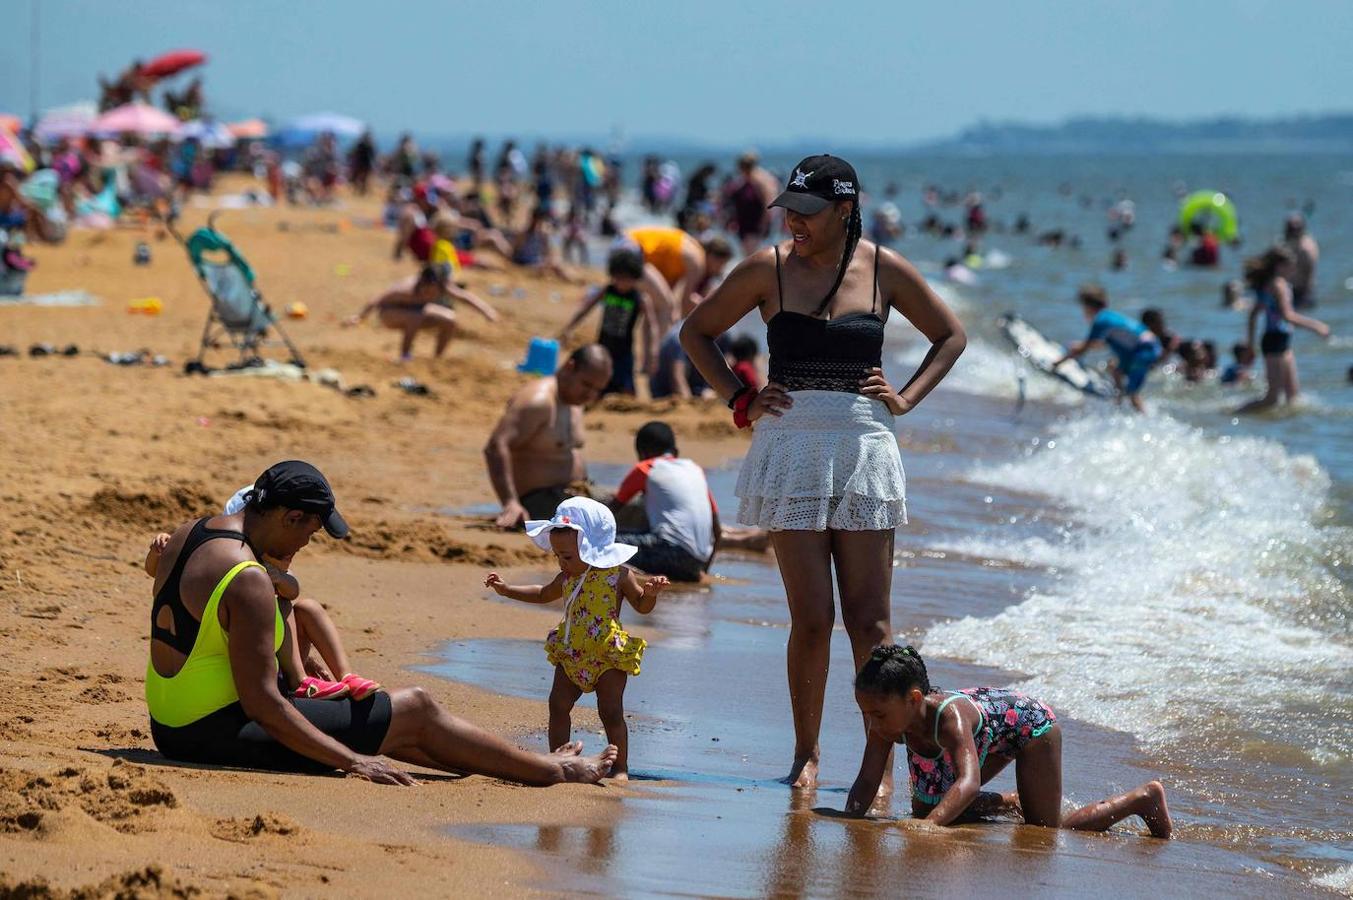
[[769, 154, 860, 215], [252, 460, 349, 539]]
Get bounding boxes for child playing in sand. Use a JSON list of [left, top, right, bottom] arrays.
[[484, 497, 668, 780], [844, 645, 1172, 839]]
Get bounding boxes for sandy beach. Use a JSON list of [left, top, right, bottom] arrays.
[[0, 181, 745, 896]]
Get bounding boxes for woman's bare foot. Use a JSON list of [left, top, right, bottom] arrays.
[[780, 754, 819, 789], [559, 745, 618, 783], [1137, 781, 1173, 839]]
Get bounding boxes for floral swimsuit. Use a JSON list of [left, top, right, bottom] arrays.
[[544, 566, 646, 692], [906, 687, 1058, 806]]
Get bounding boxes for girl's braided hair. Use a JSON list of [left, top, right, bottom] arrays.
[[855, 644, 931, 696]]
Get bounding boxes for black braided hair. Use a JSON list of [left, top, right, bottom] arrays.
[[855, 644, 932, 696], [811, 201, 863, 317]]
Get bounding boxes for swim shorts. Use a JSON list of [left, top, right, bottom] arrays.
[[151, 692, 392, 774]]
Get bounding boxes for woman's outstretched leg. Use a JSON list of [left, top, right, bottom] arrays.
[[1062, 781, 1173, 838], [548, 666, 582, 754], [771, 529, 836, 789], [380, 686, 615, 785]]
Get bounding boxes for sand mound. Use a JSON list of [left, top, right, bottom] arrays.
[[330, 518, 539, 567], [0, 760, 177, 835], [0, 864, 215, 899], [211, 812, 301, 842], [85, 484, 218, 531]]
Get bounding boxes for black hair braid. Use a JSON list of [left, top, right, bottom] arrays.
[[855, 644, 932, 696], [811, 202, 863, 317]]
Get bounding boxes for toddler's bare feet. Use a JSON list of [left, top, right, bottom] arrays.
[[551, 741, 583, 757]]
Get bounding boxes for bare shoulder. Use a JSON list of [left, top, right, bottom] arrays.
[[510, 376, 557, 411], [875, 243, 924, 282]]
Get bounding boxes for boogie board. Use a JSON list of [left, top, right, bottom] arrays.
[[998, 313, 1115, 399]]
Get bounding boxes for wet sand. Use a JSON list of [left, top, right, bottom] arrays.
[[0, 179, 1331, 896]]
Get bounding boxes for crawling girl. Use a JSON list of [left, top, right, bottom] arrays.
[[485, 497, 668, 780], [844, 645, 1172, 838]]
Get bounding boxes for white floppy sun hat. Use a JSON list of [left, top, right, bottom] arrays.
[[525, 497, 637, 568]]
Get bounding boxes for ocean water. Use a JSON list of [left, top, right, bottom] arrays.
[[434, 153, 1352, 894]]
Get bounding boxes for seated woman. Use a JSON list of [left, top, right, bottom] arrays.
[[511, 209, 579, 283], [343, 265, 498, 361], [145, 459, 616, 785]]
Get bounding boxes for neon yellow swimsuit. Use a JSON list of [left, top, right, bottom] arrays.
[[145, 559, 283, 728]]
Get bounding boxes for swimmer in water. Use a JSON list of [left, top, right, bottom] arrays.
[[844, 645, 1173, 838]]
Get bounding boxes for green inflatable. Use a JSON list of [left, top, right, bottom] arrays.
[[1178, 190, 1238, 242]]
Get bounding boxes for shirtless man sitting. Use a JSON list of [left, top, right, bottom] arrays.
[[485, 344, 613, 529]]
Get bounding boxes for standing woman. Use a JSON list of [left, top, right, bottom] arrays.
[[681, 156, 965, 788], [1236, 244, 1330, 414]]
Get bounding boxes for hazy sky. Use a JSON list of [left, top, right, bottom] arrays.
[[4, 0, 1351, 146]]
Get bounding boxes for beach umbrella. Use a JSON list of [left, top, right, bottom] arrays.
[[226, 118, 269, 140], [179, 119, 234, 148], [92, 102, 182, 136], [139, 49, 208, 80], [0, 126, 35, 172], [33, 101, 97, 142], [276, 112, 364, 147]]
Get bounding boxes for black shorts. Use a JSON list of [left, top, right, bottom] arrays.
[[1260, 330, 1291, 356], [617, 531, 707, 582], [150, 693, 393, 774]]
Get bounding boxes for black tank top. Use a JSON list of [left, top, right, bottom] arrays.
[[597, 284, 642, 355], [150, 517, 250, 656], [767, 242, 886, 393]]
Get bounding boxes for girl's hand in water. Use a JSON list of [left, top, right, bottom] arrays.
[[860, 367, 913, 416], [748, 382, 793, 422]]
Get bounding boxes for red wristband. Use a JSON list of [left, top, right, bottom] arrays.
[[732, 388, 758, 429]]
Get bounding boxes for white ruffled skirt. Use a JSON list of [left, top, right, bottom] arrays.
[[736, 390, 907, 531]]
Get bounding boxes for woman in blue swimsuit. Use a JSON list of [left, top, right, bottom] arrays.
[[844, 645, 1173, 838], [1237, 245, 1330, 414]]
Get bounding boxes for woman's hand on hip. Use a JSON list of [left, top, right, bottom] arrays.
[[346, 755, 419, 785], [748, 382, 793, 422], [860, 367, 913, 415]]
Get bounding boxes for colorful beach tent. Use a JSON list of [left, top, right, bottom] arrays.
[[92, 102, 182, 136], [227, 118, 269, 140], [276, 112, 364, 147], [0, 126, 35, 172], [33, 102, 97, 142], [139, 50, 208, 80]]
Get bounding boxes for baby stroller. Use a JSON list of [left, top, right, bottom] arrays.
[[168, 210, 305, 371]]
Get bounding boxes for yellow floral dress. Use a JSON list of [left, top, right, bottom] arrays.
[[544, 566, 646, 692]]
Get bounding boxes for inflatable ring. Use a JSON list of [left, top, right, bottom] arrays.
[[1178, 190, 1238, 242]]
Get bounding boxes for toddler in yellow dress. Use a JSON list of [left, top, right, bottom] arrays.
[[486, 497, 668, 780]]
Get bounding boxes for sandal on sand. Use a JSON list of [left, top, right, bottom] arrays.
[[340, 673, 382, 701], [294, 676, 350, 700]]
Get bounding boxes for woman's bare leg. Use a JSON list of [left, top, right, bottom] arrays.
[[770, 529, 835, 788], [548, 666, 582, 755], [1280, 351, 1300, 403], [833, 528, 896, 801], [594, 669, 629, 781], [292, 597, 351, 678], [1237, 354, 1283, 413], [379, 686, 615, 785]]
